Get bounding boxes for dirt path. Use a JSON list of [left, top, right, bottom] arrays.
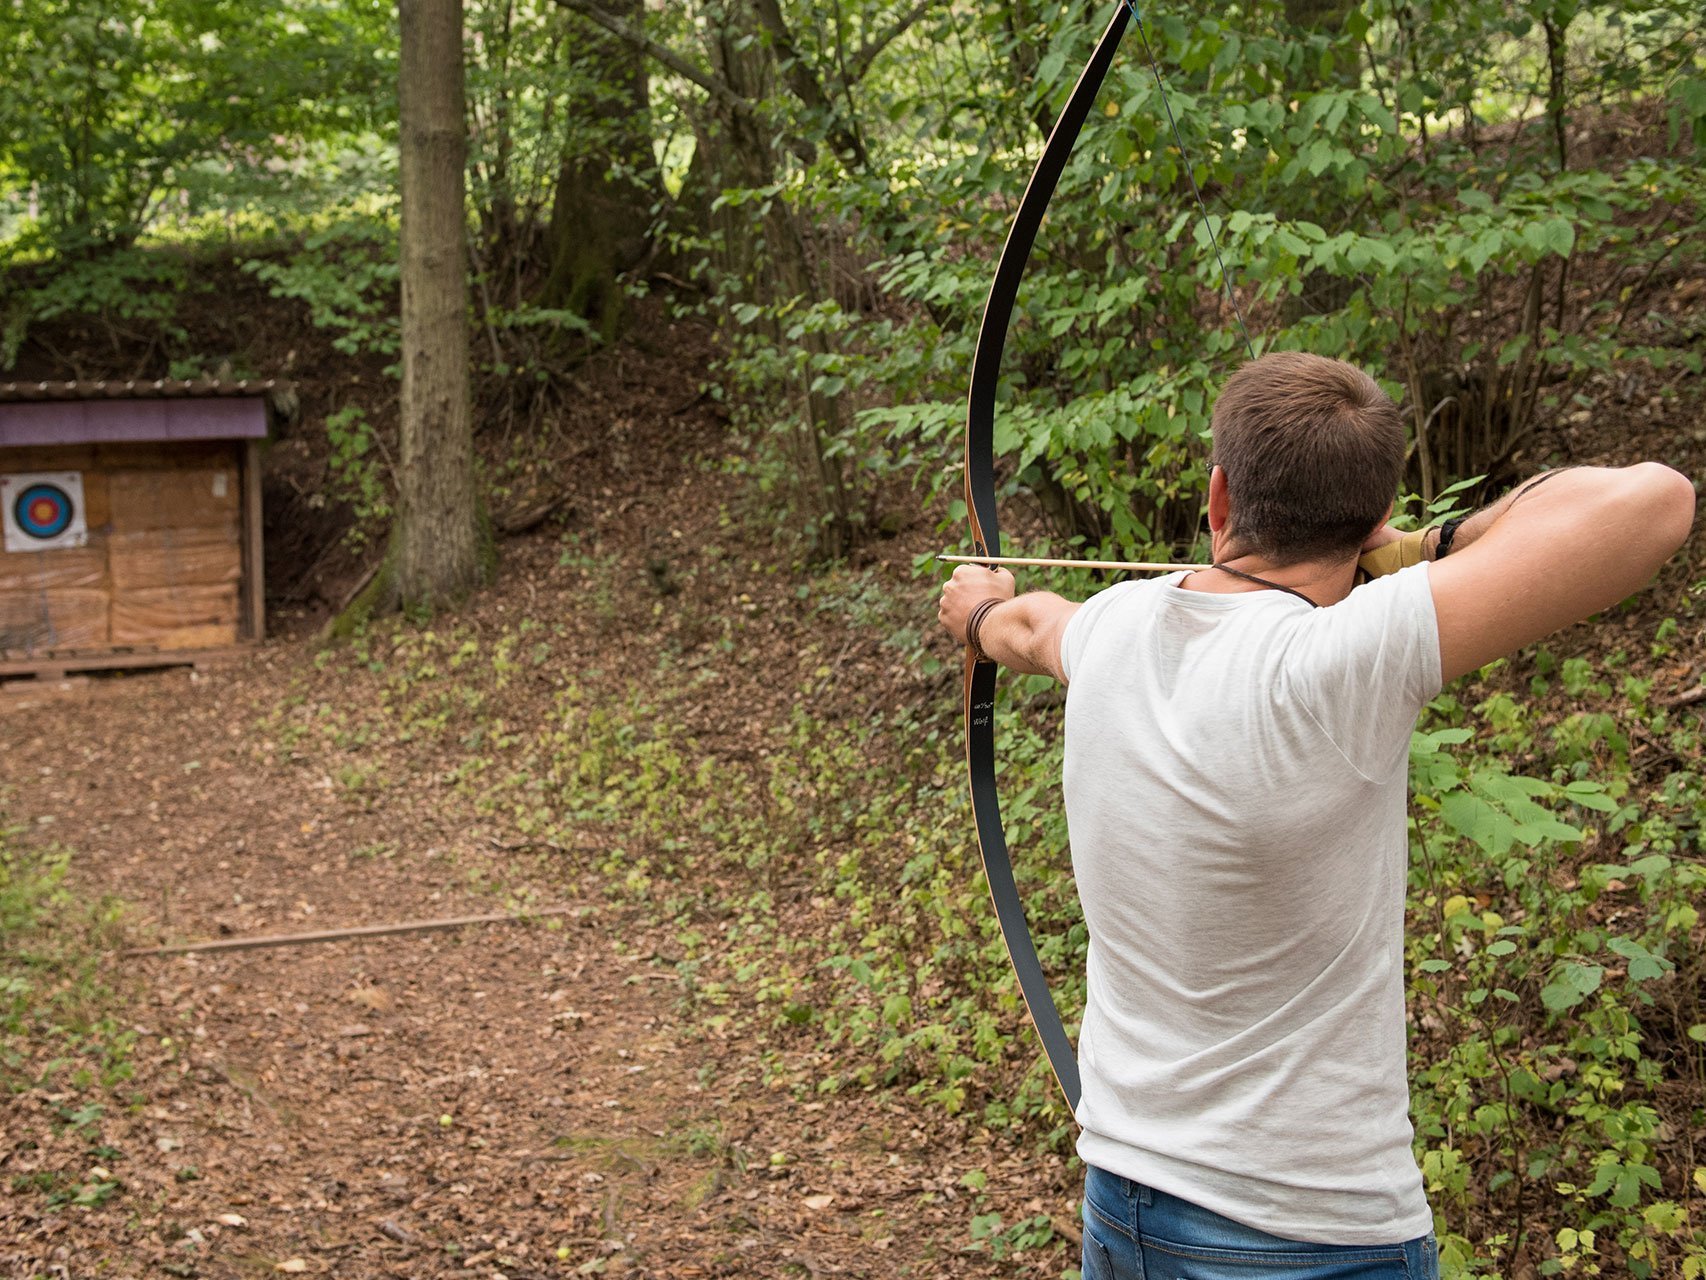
[[1, 662, 1076, 1279]]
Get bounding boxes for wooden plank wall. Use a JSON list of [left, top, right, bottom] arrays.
[[0, 440, 245, 660]]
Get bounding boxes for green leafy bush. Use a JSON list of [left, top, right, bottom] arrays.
[[698, 0, 1702, 556], [243, 218, 401, 360]]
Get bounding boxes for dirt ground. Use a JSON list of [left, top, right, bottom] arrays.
[[0, 655, 1072, 1279]]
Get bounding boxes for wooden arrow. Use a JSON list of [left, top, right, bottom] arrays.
[[937, 554, 1204, 573]]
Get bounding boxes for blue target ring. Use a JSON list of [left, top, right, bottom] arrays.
[[14, 483, 75, 539]]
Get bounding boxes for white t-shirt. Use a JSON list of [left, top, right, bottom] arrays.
[[1060, 565, 1441, 1245]]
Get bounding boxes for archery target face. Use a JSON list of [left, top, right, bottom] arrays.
[[2, 472, 88, 552]]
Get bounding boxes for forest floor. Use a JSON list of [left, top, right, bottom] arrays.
[[3, 266, 1704, 1280], [0, 306, 1082, 1279], [1, 663, 1064, 1280]]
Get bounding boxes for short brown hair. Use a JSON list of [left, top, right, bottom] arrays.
[[1209, 352, 1406, 564]]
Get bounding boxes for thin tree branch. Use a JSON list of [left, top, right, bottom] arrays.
[[849, 0, 941, 82], [829, 0, 872, 164], [750, 0, 867, 164], [552, 0, 749, 120]]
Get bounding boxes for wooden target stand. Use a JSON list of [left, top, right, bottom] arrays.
[[0, 381, 274, 685], [0, 645, 249, 686]]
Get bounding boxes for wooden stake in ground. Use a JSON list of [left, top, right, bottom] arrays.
[[123, 906, 581, 958]]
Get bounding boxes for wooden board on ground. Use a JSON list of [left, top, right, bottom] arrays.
[[0, 646, 245, 682]]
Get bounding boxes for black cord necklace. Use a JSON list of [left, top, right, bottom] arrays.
[[1207, 562, 1320, 609]]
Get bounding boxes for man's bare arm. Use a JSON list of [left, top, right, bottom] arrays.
[[937, 564, 1080, 682], [1429, 463, 1695, 682], [970, 592, 1080, 680]]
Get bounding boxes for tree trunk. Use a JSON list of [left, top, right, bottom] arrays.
[[695, 0, 855, 557], [541, 0, 656, 334], [395, 0, 485, 610]]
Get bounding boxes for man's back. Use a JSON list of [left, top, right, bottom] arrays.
[[937, 352, 1693, 1272], [1060, 568, 1439, 1244]]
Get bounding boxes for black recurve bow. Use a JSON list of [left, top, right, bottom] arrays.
[[962, 2, 1133, 1114], [962, 0, 1254, 1112]]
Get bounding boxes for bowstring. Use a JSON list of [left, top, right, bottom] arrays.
[[1121, 0, 1258, 362]]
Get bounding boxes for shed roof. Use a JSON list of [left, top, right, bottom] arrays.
[[0, 378, 282, 404], [0, 380, 280, 449]]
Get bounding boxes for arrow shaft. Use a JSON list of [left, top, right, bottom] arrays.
[[939, 553, 1204, 573]]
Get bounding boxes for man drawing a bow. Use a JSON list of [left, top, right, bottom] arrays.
[[937, 350, 1695, 1279]]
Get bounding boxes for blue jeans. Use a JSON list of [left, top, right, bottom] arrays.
[[1081, 1166, 1439, 1280]]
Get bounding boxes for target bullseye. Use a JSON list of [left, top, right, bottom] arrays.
[[16, 483, 74, 539]]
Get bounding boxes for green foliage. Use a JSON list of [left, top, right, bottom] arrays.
[[1, 247, 192, 369], [4, 0, 1700, 559], [0, 2, 396, 374], [690, 0, 1703, 553], [0, 815, 136, 1212], [322, 404, 394, 538], [1, 825, 123, 1076], [242, 217, 401, 360], [0, 0, 391, 252], [1406, 672, 1706, 1276]]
